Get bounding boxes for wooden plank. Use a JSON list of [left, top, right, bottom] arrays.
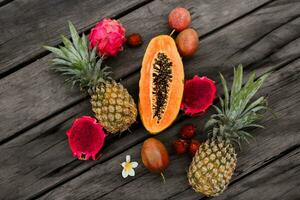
[[124, 8, 300, 102], [0, 0, 274, 142], [213, 148, 300, 200], [1, 0, 300, 198], [168, 188, 200, 200], [0, 101, 150, 199], [169, 62, 300, 200], [169, 149, 300, 200], [105, 0, 274, 77], [5, 23, 300, 200], [39, 117, 201, 200], [0, 0, 271, 77], [38, 61, 300, 199], [0, 0, 151, 75]]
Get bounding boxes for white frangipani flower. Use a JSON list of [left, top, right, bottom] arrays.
[[121, 155, 138, 178]]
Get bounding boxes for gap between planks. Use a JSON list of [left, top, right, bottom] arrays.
[[199, 0, 275, 40], [0, 0, 13, 7]]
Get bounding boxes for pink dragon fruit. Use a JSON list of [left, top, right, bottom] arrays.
[[66, 116, 106, 160], [88, 18, 126, 57], [181, 76, 216, 115]]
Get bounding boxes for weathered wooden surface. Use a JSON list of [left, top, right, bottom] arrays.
[[0, 0, 151, 75], [214, 148, 300, 200], [39, 58, 300, 200], [0, 0, 300, 199], [170, 59, 300, 200], [0, 0, 274, 143]]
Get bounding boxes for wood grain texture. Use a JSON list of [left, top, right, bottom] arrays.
[[169, 59, 300, 200], [39, 61, 300, 199], [0, 0, 270, 77], [121, 0, 300, 104], [40, 117, 201, 200], [0, 0, 151, 75], [0, 0, 273, 142], [105, 0, 273, 78], [213, 148, 300, 200], [1, 0, 300, 199], [0, 101, 150, 199], [170, 150, 300, 200], [9, 25, 295, 197]]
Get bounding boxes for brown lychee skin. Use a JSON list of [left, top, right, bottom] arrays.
[[176, 28, 199, 57], [168, 7, 191, 32]]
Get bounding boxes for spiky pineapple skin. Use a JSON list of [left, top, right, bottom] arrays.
[[91, 81, 137, 134], [188, 138, 237, 196]]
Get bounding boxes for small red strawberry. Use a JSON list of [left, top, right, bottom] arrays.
[[189, 139, 201, 157], [173, 139, 189, 154], [179, 124, 196, 139]]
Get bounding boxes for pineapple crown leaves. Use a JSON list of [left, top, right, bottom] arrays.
[[205, 64, 270, 148], [43, 21, 112, 94]]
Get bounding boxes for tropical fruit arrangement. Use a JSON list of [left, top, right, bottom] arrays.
[[44, 6, 269, 197]]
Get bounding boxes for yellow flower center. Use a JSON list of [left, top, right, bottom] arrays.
[[124, 162, 132, 172]]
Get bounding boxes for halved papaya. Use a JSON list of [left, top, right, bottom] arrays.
[[139, 35, 184, 134]]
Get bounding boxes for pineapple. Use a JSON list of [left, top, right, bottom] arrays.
[[44, 22, 137, 134], [188, 65, 269, 196]]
